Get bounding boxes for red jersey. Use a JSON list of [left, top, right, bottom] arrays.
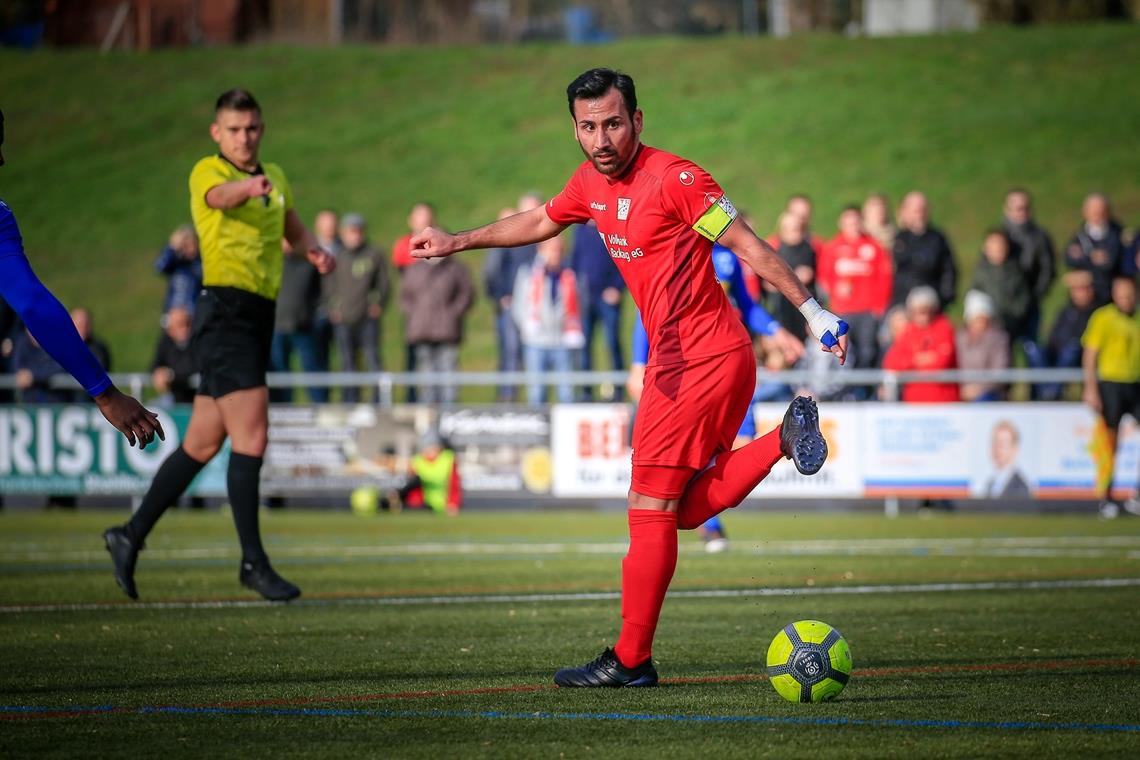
[[817, 233, 893, 316], [881, 314, 960, 402], [546, 145, 749, 367], [392, 234, 414, 270]]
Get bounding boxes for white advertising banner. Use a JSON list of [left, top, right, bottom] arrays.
[[548, 402, 1138, 500], [551, 404, 632, 497], [750, 404, 864, 497]]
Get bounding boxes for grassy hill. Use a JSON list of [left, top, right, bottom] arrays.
[[1, 24, 1138, 380]]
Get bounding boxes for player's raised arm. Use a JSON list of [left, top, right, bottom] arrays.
[[411, 204, 565, 260], [204, 175, 273, 210], [719, 217, 848, 364]]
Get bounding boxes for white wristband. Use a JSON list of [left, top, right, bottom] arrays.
[[798, 297, 846, 348]]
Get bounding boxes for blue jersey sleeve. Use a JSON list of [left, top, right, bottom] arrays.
[[723, 248, 779, 337], [631, 310, 649, 365], [0, 200, 24, 258], [0, 204, 113, 397]]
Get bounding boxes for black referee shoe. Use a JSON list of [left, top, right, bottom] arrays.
[[554, 648, 658, 688], [102, 526, 141, 600], [240, 559, 301, 602], [780, 396, 828, 475]]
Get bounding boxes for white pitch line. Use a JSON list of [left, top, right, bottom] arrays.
[[2, 577, 1138, 615], [6, 535, 1140, 564]]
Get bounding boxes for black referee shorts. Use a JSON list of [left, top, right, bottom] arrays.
[[192, 286, 275, 398], [1098, 380, 1140, 430]]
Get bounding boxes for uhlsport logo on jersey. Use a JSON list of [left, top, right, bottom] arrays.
[[617, 197, 631, 221], [678, 170, 695, 186]]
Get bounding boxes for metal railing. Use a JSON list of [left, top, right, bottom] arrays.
[[0, 368, 1086, 405]]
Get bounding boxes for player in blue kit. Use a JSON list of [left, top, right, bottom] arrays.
[[627, 241, 804, 551], [0, 109, 163, 448]]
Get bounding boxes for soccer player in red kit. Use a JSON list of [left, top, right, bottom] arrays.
[[412, 68, 848, 687]]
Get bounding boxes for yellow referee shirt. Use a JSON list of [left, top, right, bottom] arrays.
[[189, 155, 293, 300], [1082, 303, 1140, 384]]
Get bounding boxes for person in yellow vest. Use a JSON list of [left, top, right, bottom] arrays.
[[395, 430, 462, 515], [1082, 275, 1140, 518]]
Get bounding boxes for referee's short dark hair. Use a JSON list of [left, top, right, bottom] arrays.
[[566, 68, 637, 120], [215, 89, 260, 114]]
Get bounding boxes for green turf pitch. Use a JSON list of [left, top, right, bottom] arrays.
[[2, 509, 1139, 758]]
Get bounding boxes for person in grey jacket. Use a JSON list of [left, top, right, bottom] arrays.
[[329, 213, 389, 403], [1001, 189, 1055, 342], [399, 254, 474, 405], [512, 234, 584, 406], [969, 229, 1032, 340]]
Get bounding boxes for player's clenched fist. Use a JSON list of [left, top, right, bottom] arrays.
[[410, 226, 459, 260], [245, 175, 273, 198]]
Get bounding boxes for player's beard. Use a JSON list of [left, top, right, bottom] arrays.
[[578, 139, 630, 177]]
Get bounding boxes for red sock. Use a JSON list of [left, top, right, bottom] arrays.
[[613, 509, 678, 669], [676, 426, 784, 530]]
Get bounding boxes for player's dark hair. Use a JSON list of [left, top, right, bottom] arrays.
[[841, 204, 862, 215], [215, 89, 260, 114], [566, 68, 637, 120]]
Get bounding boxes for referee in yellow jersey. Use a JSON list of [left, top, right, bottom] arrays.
[[104, 90, 335, 600], [1082, 275, 1140, 518]]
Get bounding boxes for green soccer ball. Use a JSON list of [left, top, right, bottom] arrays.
[[766, 620, 853, 703]]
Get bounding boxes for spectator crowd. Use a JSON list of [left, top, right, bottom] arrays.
[[1, 188, 1137, 408]]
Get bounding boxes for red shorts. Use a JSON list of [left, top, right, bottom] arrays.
[[631, 343, 756, 499]]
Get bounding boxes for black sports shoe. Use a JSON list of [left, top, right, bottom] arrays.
[[553, 648, 658, 688], [103, 526, 141, 600], [239, 559, 301, 601], [780, 396, 828, 475]]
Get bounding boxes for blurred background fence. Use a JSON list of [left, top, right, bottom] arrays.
[[3, 0, 1139, 50]]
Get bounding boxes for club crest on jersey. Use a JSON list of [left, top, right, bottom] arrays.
[[617, 197, 631, 221]]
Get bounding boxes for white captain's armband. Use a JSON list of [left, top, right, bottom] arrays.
[[693, 195, 738, 241]]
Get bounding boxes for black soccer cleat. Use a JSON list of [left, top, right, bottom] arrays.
[[239, 559, 301, 602], [553, 648, 658, 688], [780, 396, 828, 476], [103, 526, 141, 600]]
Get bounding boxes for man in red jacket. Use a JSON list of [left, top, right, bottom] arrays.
[[882, 285, 960, 402], [818, 205, 893, 367]]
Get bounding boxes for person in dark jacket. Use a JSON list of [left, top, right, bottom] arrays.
[[1001, 188, 1055, 345], [571, 219, 625, 399], [481, 206, 536, 402], [12, 328, 73, 403], [151, 307, 197, 405], [892, 191, 957, 309], [399, 256, 474, 405], [764, 211, 817, 340], [969, 229, 1032, 340], [329, 213, 389, 403], [1031, 270, 1099, 401], [71, 308, 111, 383], [270, 238, 326, 403], [1065, 193, 1127, 306]]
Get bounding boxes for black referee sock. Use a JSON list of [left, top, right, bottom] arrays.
[[227, 452, 268, 565], [127, 447, 207, 544]]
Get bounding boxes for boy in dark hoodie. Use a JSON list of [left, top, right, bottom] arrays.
[[969, 229, 1032, 341]]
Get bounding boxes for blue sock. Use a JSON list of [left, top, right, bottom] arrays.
[[702, 516, 723, 535]]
